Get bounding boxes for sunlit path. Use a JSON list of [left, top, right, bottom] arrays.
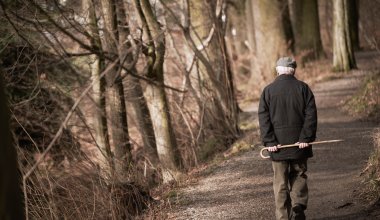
[[167, 52, 380, 219]]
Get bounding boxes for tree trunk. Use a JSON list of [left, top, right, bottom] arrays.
[[250, 0, 294, 89], [188, 0, 240, 145], [291, 0, 324, 61], [115, 0, 158, 164], [246, 0, 256, 54], [83, 0, 114, 175], [348, 0, 360, 50], [0, 72, 25, 220], [143, 83, 182, 182], [134, 0, 182, 182], [125, 75, 158, 163], [333, 0, 356, 71], [90, 57, 114, 171], [101, 0, 132, 182], [106, 80, 131, 181]]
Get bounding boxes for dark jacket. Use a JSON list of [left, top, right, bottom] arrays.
[[258, 74, 317, 161]]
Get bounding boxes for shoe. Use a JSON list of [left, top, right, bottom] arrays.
[[290, 204, 305, 220]]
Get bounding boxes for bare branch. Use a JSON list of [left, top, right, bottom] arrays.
[[23, 58, 120, 181]]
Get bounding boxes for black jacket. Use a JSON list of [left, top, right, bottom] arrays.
[[258, 74, 317, 161]]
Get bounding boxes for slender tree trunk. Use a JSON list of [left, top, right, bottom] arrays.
[[134, 0, 182, 182], [333, 0, 356, 71], [115, 0, 158, 164], [245, 0, 256, 54], [0, 72, 25, 220], [250, 0, 294, 89], [83, 0, 114, 175], [101, 0, 132, 182], [106, 80, 131, 181], [188, 0, 239, 145], [291, 0, 324, 61], [90, 57, 114, 169]]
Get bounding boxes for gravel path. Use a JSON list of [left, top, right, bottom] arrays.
[[166, 54, 380, 220]]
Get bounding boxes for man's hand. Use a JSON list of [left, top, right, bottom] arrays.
[[268, 144, 281, 152], [297, 142, 309, 148]]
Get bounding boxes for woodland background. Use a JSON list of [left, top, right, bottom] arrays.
[[0, 0, 379, 219]]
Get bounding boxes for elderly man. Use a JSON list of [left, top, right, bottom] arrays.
[[258, 57, 318, 220]]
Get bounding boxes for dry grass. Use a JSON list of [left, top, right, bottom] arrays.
[[344, 71, 380, 202], [20, 151, 152, 220], [362, 129, 380, 202], [345, 71, 380, 121]]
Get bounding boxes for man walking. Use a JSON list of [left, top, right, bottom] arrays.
[[258, 57, 317, 220]]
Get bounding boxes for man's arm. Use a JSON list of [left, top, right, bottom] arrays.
[[299, 86, 318, 143], [258, 89, 278, 147]]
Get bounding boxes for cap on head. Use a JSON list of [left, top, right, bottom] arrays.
[[276, 57, 297, 68]]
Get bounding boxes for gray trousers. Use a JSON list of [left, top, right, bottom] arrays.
[[272, 159, 308, 220]]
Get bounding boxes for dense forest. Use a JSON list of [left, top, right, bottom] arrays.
[[0, 0, 379, 219]]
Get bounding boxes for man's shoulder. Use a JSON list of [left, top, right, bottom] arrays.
[[295, 79, 310, 87], [261, 77, 311, 93], [263, 82, 275, 90], [297, 79, 309, 88], [261, 82, 276, 95]]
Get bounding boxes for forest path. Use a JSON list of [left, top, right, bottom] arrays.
[[166, 51, 380, 220]]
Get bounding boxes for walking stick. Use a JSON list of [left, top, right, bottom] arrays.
[[260, 140, 344, 159]]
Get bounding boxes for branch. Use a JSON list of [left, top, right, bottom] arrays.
[[24, 0, 94, 52], [0, 1, 35, 48], [159, 0, 224, 97], [7, 0, 185, 93], [22, 58, 120, 181]]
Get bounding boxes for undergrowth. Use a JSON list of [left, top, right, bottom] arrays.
[[345, 71, 380, 121], [362, 129, 380, 202], [19, 151, 152, 220], [350, 72, 380, 203]]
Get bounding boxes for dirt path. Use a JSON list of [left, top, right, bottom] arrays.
[[166, 53, 380, 220]]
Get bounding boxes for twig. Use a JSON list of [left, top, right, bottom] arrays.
[[0, 1, 35, 48], [23, 58, 119, 180], [73, 108, 109, 160], [196, 101, 206, 141], [21, 58, 119, 219], [174, 102, 198, 166], [25, 0, 94, 52], [10, 110, 41, 154]]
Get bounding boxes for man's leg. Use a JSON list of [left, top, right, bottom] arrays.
[[289, 159, 308, 220], [272, 160, 291, 220]]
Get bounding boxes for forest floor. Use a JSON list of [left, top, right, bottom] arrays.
[[163, 51, 380, 220]]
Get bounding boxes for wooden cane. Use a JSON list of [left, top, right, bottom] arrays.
[[260, 140, 344, 159]]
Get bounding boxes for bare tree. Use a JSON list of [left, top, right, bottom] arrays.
[[133, 0, 183, 182], [187, 0, 240, 149], [115, 0, 159, 165], [83, 0, 114, 174], [100, 0, 132, 182], [333, 0, 357, 71]]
